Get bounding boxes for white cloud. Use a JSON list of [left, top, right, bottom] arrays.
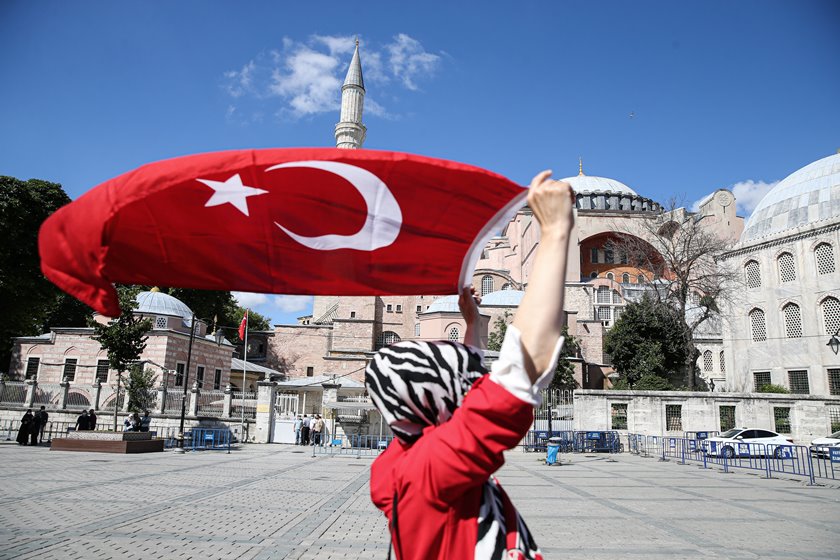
[[221, 34, 442, 119], [386, 33, 440, 91], [232, 292, 269, 308], [272, 295, 313, 313], [730, 180, 779, 216]]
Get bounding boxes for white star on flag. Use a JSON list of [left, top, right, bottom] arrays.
[[197, 174, 268, 216]]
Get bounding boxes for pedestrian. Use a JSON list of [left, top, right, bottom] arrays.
[[35, 406, 49, 443], [293, 415, 303, 445], [74, 409, 90, 432], [88, 409, 97, 431], [366, 171, 574, 559], [16, 409, 34, 445], [139, 410, 151, 432], [301, 414, 311, 446], [312, 415, 324, 446], [29, 408, 42, 446]]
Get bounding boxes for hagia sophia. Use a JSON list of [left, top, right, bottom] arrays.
[[7, 41, 840, 413]]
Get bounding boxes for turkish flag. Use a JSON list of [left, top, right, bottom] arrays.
[[239, 312, 248, 341], [39, 148, 527, 317]]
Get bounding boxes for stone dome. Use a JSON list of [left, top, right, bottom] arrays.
[[136, 290, 193, 321], [561, 174, 637, 196], [741, 153, 840, 243], [480, 289, 525, 306], [424, 295, 460, 313]]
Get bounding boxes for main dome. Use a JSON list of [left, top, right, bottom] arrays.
[[741, 153, 840, 243], [136, 290, 193, 320], [561, 174, 637, 196]]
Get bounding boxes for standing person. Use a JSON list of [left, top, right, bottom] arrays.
[[74, 409, 90, 432], [366, 171, 574, 560], [312, 415, 324, 446], [29, 409, 42, 446], [88, 409, 97, 431], [35, 406, 49, 443], [16, 409, 34, 445], [293, 415, 303, 445], [139, 410, 152, 432], [300, 414, 311, 446]]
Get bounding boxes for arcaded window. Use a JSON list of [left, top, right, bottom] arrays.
[[782, 303, 802, 338], [622, 273, 630, 284], [376, 331, 401, 350], [777, 252, 796, 282], [703, 350, 713, 372], [719, 351, 725, 374], [815, 243, 835, 275], [448, 327, 460, 341], [749, 308, 766, 342], [744, 260, 761, 288], [481, 275, 494, 296], [606, 272, 614, 281], [822, 296, 840, 335]]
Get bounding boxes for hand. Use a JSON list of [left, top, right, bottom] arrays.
[[458, 285, 481, 327], [527, 170, 575, 238]]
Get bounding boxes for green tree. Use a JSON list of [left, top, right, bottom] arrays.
[[0, 176, 91, 372], [487, 311, 512, 352], [604, 295, 688, 387], [230, 307, 271, 340], [91, 286, 152, 429], [551, 326, 580, 390], [125, 364, 158, 412], [756, 383, 789, 394]]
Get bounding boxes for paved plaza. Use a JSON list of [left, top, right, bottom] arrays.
[[1, 443, 837, 560]]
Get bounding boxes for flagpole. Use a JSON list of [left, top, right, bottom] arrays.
[[241, 310, 248, 443]]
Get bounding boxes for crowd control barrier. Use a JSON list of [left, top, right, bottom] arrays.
[[313, 434, 395, 457], [574, 431, 622, 453]]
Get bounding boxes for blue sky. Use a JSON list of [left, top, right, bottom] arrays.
[[2, 0, 838, 325]]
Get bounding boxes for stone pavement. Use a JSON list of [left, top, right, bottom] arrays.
[[0, 443, 837, 559]]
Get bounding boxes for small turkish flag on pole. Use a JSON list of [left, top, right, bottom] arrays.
[[238, 311, 248, 342], [39, 148, 527, 316]]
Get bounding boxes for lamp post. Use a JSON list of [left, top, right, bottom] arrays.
[[828, 329, 840, 355], [176, 313, 197, 452]]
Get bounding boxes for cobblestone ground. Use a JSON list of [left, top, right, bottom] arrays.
[[1, 443, 837, 559]]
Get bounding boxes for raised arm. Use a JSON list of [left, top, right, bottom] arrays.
[[458, 285, 482, 349], [511, 170, 575, 382]]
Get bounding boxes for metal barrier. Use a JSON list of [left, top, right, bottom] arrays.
[[189, 428, 231, 452], [684, 430, 718, 441], [574, 431, 622, 453], [523, 430, 575, 452], [313, 434, 394, 457]]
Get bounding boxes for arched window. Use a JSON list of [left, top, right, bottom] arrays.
[[375, 331, 401, 350], [744, 260, 761, 288], [622, 273, 630, 284], [414, 323, 420, 337], [590, 271, 598, 279], [703, 350, 713, 372], [637, 274, 645, 284], [822, 296, 840, 335], [597, 286, 611, 304], [782, 303, 802, 338], [501, 283, 511, 290], [749, 309, 766, 342], [815, 243, 836, 275], [448, 326, 460, 341], [481, 275, 494, 296], [719, 351, 725, 374], [778, 252, 796, 282], [606, 272, 614, 281]]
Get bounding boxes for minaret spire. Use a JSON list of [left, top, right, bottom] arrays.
[[578, 157, 585, 176], [335, 39, 367, 149]]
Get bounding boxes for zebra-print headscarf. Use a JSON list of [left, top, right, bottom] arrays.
[[366, 340, 543, 560]]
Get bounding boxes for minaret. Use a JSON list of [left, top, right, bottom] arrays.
[[334, 39, 367, 149]]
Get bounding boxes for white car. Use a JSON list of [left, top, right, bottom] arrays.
[[810, 430, 840, 458], [702, 428, 794, 459]]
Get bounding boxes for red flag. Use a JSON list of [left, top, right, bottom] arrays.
[[39, 148, 527, 316], [239, 311, 248, 341]]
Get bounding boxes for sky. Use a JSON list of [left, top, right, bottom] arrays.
[[2, 0, 839, 325]]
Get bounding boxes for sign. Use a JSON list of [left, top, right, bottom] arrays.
[[256, 403, 270, 413], [830, 447, 840, 463]]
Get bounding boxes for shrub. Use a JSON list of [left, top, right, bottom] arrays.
[[757, 383, 789, 394]]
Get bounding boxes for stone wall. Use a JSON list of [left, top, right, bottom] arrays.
[[574, 389, 840, 444]]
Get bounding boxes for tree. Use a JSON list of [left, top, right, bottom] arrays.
[[604, 295, 689, 387], [551, 326, 580, 391], [612, 201, 738, 388], [125, 364, 158, 412], [487, 311, 512, 352], [230, 306, 271, 339], [0, 176, 91, 371], [91, 285, 152, 429]]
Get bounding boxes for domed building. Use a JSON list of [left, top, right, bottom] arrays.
[[720, 153, 840, 397]]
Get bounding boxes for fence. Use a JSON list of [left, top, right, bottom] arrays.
[[66, 390, 93, 410], [0, 382, 28, 405], [313, 434, 395, 457], [33, 383, 63, 406], [627, 433, 839, 484], [523, 430, 621, 454], [231, 392, 256, 420], [532, 389, 574, 433], [196, 390, 225, 416], [164, 388, 185, 414]]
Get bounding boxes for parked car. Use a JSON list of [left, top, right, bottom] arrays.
[[810, 430, 840, 458], [702, 428, 794, 458]]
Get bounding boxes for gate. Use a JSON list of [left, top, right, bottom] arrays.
[[533, 389, 573, 433]]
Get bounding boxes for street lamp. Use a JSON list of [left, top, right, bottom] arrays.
[[828, 329, 840, 355], [176, 313, 197, 452]]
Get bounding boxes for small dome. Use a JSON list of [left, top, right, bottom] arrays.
[[136, 290, 193, 321], [424, 295, 460, 313], [741, 153, 840, 243], [480, 289, 525, 306], [561, 174, 637, 196]]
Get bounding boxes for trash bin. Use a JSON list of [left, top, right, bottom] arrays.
[[546, 436, 562, 465]]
